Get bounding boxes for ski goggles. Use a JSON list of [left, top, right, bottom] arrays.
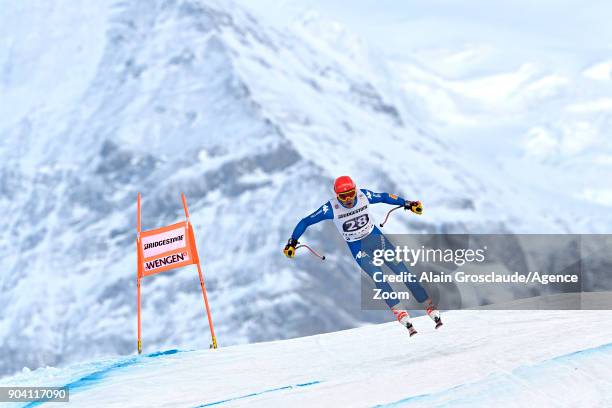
[[337, 188, 357, 202]]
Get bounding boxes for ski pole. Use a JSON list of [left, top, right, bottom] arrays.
[[296, 244, 326, 260], [379, 205, 403, 228]]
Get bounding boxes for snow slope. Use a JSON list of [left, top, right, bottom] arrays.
[[2, 310, 612, 407]]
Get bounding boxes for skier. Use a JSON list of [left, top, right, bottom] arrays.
[[283, 176, 442, 336]]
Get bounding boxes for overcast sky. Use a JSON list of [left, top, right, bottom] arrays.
[[238, 0, 612, 66]]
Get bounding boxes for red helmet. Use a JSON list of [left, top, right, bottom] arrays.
[[334, 175, 356, 195], [334, 176, 357, 203]]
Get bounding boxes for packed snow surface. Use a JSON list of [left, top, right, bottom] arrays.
[[3, 310, 612, 407]]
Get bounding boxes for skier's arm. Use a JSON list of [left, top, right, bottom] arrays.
[[290, 202, 334, 241], [361, 189, 423, 214], [361, 189, 406, 206], [284, 202, 333, 258]]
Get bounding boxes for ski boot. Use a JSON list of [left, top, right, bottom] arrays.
[[393, 309, 418, 337], [426, 301, 443, 329]]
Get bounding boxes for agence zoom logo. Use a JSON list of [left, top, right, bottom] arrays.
[[143, 235, 184, 250]]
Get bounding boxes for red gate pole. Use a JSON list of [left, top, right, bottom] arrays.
[[182, 193, 218, 349], [137, 193, 143, 354]]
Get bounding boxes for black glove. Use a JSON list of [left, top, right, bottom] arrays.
[[284, 238, 298, 258], [404, 200, 423, 215]]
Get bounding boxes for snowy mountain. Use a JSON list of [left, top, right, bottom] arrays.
[[390, 54, 612, 223], [2, 309, 612, 407], [242, 0, 612, 225], [1, 0, 611, 379]]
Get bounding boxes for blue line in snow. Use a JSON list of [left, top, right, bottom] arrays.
[[374, 341, 612, 407], [23, 349, 183, 408], [195, 380, 323, 407]]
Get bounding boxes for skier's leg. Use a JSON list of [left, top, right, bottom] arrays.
[[384, 254, 428, 301], [390, 305, 418, 336], [356, 256, 399, 310], [352, 241, 417, 335], [381, 235, 443, 329]]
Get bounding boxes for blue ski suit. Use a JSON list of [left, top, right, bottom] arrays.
[[291, 189, 429, 309]]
